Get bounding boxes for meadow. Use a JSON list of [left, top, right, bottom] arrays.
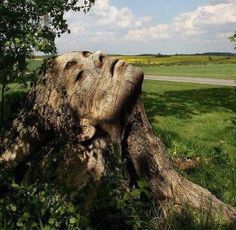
[[142, 64, 236, 79], [143, 81, 236, 206], [28, 54, 236, 80], [118, 54, 236, 80], [117, 54, 236, 65]]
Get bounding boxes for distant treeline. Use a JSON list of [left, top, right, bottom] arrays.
[[194, 52, 236, 56], [138, 53, 171, 57], [138, 52, 236, 56], [34, 52, 236, 59]]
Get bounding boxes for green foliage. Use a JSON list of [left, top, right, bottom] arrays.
[[0, 179, 82, 229], [87, 151, 157, 230], [1, 154, 235, 229], [0, 83, 31, 131], [229, 32, 236, 49], [0, 147, 157, 229], [0, 0, 95, 134]]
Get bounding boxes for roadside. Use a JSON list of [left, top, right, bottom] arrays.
[[145, 75, 236, 86]]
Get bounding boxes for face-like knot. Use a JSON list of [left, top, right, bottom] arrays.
[[42, 51, 144, 141]]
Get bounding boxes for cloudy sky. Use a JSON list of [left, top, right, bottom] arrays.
[[56, 0, 236, 54]]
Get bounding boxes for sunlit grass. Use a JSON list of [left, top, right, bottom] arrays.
[[142, 64, 236, 79], [27, 55, 236, 80], [143, 80, 236, 206]]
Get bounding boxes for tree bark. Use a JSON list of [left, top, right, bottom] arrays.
[[125, 98, 236, 222]]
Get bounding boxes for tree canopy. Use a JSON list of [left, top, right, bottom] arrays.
[[0, 0, 95, 133], [229, 32, 236, 50]]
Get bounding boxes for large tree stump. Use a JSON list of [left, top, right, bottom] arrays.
[[0, 51, 236, 223]]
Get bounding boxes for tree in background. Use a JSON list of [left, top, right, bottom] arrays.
[[229, 31, 236, 50], [0, 0, 95, 135]]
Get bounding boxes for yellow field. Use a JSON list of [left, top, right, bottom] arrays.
[[115, 55, 236, 65], [29, 54, 236, 80]]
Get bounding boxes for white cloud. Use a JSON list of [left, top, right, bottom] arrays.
[[91, 0, 151, 28], [192, 3, 236, 25], [125, 2, 236, 42], [124, 24, 171, 41], [56, 0, 236, 54], [56, 0, 152, 53]]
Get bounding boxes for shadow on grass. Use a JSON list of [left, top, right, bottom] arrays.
[[143, 87, 236, 119]]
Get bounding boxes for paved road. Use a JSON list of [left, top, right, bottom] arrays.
[[145, 75, 236, 87]]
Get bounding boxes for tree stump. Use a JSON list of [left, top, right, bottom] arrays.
[[1, 51, 236, 223]]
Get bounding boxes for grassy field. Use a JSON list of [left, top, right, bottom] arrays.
[[28, 54, 236, 80], [143, 80, 236, 206], [28, 59, 44, 71], [118, 55, 236, 80], [142, 64, 236, 80], [118, 55, 236, 65]]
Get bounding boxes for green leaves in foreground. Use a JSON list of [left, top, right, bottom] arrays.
[[0, 180, 82, 229]]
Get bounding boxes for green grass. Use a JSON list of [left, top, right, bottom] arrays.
[[27, 59, 43, 71], [0, 83, 29, 100], [143, 80, 236, 206], [142, 64, 236, 80], [117, 55, 236, 80], [28, 55, 236, 80]]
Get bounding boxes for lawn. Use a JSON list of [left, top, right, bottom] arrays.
[[118, 55, 236, 80], [28, 55, 236, 80], [28, 59, 44, 71], [143, 80, 236, 206], [142, 64, 236, 80]]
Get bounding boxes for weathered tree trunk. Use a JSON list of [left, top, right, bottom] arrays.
[[125, 98, 236, 222]]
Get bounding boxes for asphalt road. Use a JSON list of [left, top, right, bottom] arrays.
[[145, 75, 236, 87]]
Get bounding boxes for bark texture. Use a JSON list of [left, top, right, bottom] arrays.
[[1, 51, 236, 223], [125, 99, 236, 222]]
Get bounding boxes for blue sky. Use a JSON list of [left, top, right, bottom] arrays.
[[56, 0, 236, 54]]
